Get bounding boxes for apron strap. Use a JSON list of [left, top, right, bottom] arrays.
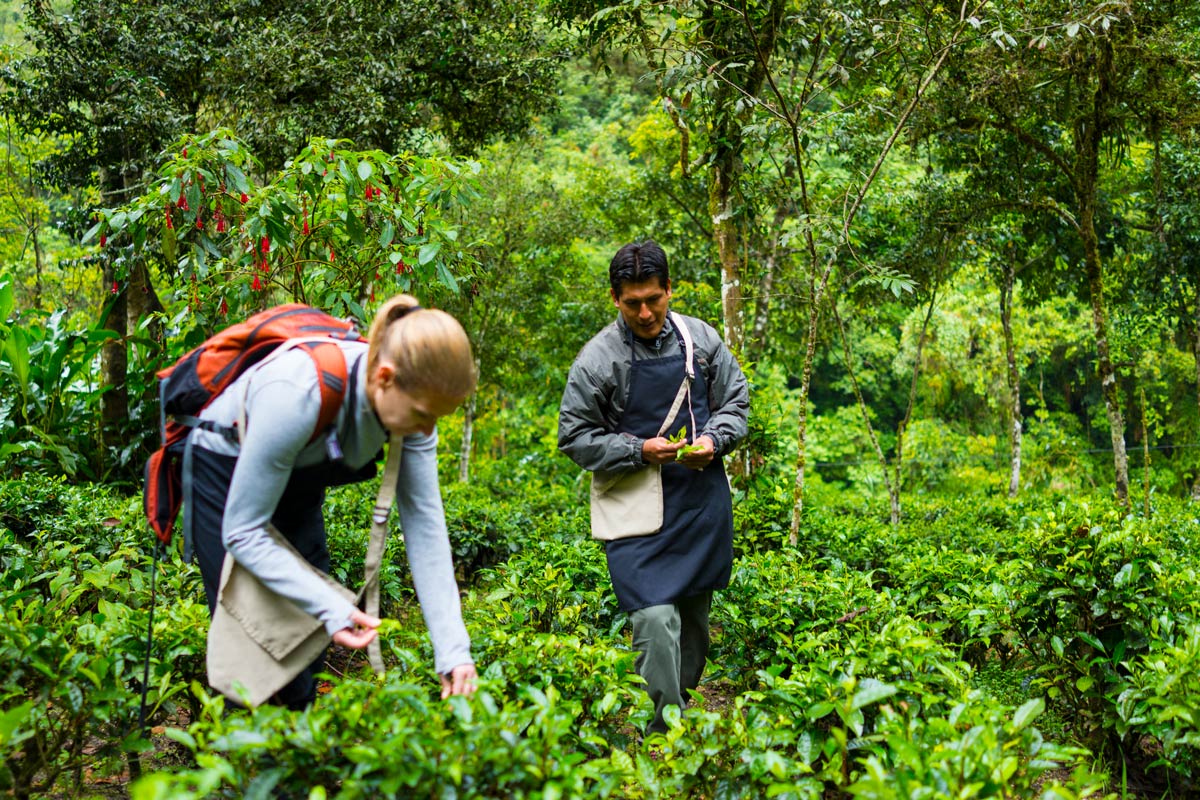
[[658, 313, 698, 438]]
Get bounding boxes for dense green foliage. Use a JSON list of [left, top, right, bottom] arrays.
[[4, 472, 1200, 797], [2, 0, 1200, 795]]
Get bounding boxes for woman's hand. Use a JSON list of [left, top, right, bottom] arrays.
[[440, 663, 478, 698], [332, 609, 381, 649]]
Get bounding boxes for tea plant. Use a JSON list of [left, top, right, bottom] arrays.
[[0, 478, 207, 797], [1115, 624, 1200, 779]]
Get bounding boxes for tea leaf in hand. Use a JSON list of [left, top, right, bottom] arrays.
[[667, 427, 688, 444], [376, 618, 403, 637]]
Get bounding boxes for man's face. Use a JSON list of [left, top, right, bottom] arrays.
[[613, 278, 672, 339]]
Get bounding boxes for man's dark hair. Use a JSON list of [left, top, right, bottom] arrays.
[[609, 240, 670, 296]]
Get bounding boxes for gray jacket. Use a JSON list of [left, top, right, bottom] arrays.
[[558, 313, 749, 473]]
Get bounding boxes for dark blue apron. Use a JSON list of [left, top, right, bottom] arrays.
[[606, 321, 733, 612]]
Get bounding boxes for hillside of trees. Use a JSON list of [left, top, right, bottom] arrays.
[[2, 0, 1199, 797]]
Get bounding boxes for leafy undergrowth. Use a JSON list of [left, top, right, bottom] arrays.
[[3, 474, 1199, 798]]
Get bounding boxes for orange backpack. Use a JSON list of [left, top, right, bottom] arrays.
[[143, 304, 365, 545]]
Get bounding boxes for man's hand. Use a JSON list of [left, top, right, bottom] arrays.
[[676, 435, 715, 470], [332, 609, 380, 649], [441, 663, 478, 698], [642, 436, 684, 464]]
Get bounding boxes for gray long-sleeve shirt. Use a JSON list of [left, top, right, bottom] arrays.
[[558, 313, 749, 472], [189, 340, 472, 675]]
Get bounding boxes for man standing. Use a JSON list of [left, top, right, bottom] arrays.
[[558, 240, 749, 734]]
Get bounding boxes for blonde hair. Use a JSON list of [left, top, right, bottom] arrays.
[[367, 294, 477, 399]]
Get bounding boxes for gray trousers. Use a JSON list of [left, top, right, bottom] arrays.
[[630, 591, 713, 734]]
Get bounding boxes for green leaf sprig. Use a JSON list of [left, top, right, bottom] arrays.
[[668, 426, 704, 459], [376, 618, 404, 637]]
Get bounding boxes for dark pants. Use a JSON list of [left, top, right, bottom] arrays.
[[190, 448, 330, 710], [630, 591, 713, 734]]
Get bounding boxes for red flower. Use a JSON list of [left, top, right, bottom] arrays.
[[219, 298, 229, 315], [329, 247, 335, 262], [303, 219, 310, 236], [111, 280, 119, 294], [260, 236, 270, 254], [99, 234, 107, 248], [251, 274, 262, 291], [182, 147, 188, 158], [165, 207, 174, 230], [196, 218, 204, 230], [216, 212, 227, 233], [240, 192, 249, 204], [177, 194, 189, 212]]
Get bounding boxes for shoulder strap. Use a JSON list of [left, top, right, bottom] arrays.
[[236, 338, 351, 445], [300, 341, 350, 439], [658, 313, 698, 438], [363, 434, 402, 673], [670, 312, 695, 379]]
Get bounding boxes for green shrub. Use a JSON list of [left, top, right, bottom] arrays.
[[0, 478, 208, 797], [131, 642, 644, 800], [472, 535, 622, 642], [845, 697, 1108, 799], [711, 548, 880, 682], [1116, 624, 1200, 781]]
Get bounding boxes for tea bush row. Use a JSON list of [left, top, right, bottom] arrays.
[[126, 633, 1108, 799], [0, 475, 208, 797], [5, 471, 1200, 796], [734, 483, 1200, 783]]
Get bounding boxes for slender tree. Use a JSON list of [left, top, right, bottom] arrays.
[[915, 1, 1200, 506]]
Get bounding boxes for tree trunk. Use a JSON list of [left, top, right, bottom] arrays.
[[1075, 40, 1129, 507], [789, 254, 838, 544], [709, 153, 744, 355], [99, 260, 128, 465], [832, 298, 898, 523], [893, 277, 939, 522], [746, 196, 789, 364], [1000, 258, 1022, 498], [1192, 290, 1200, 501], [126, 258, 165, 343], [696, 0, 785, 357], [458, 352, 481, 484], [1139, 388, 1151, 517], [458, 390, 476, 484], [1079, 207, 1128, 506]]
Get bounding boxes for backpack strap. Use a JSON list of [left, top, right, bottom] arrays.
[[178, 339, 353, 564], [235, 337, 351, 449]]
